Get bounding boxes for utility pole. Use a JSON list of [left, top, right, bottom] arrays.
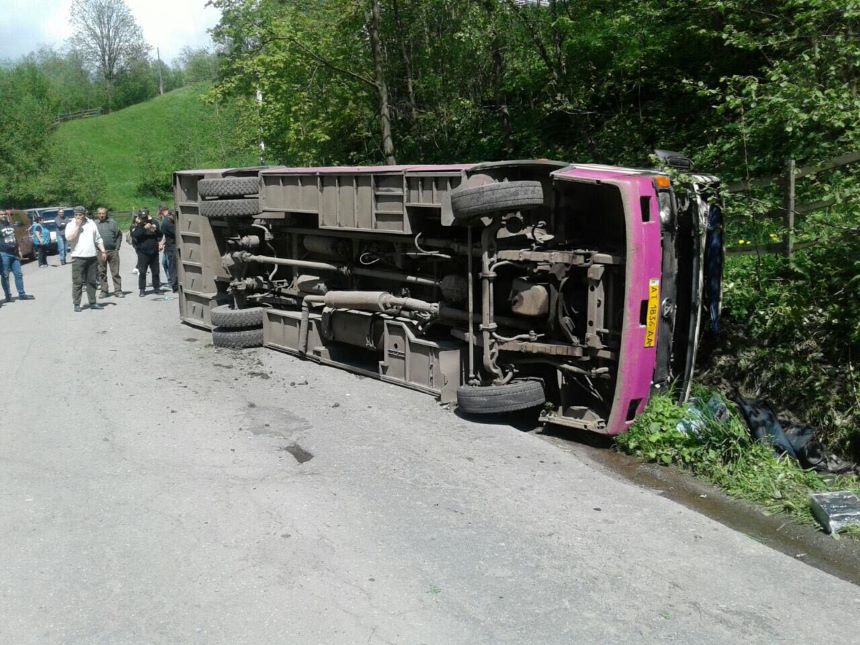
[[156, 47, 164, 95], [783, 159, 795, 259], [256, 87, 266, 165]]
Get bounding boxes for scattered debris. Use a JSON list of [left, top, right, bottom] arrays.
[[280, 443, 314, 464], [676, 395, 729, 437], [734, 398, 859, 475], [810, 491, 860, 536]]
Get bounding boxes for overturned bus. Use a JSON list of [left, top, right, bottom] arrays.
[[173, 155, 722, 436]]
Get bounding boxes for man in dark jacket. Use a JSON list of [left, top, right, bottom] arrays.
[[131, 209, 163, 297], [95, 207, 123, 297], [159, 205, 178, 293], [0, 209, 35, 303]]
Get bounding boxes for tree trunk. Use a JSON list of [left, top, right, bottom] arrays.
[[483, 1, 513, 155], [549, 0, 567, 79], [505, 0, 560, 87], [493, 49, 514, 157], [392, 0, 418, 124], [367, 0, 396, 165], [105, 77, 114, 113]]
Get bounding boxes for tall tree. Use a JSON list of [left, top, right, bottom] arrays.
[[366, 0, 396, 164], [69, 0, 149, 111]]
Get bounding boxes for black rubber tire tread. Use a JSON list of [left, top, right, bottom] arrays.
[[456, 379, 546, 414], [210, 305, 265, 329], [199, 198, 260, 218], [212, 326, 264, 349], [450, 181, 544, 221], [198, 176, 260, 198]]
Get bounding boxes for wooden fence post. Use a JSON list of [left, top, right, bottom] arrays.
[[783, 158, 795, 258]]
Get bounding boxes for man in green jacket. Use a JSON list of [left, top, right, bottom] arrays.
[[95, 208, 123, 297]]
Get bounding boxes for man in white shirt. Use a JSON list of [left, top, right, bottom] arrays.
[[65, 206, 108, 312]]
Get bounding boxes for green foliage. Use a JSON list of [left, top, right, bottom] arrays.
[[615, 395, 694, 466], [0, 44, 233, 209], [618, 392, 860, 529], [0, 64, 56, 204], [209, 0, 379, 165], [693, 0, 859, 174], [616, 391, 752, 471], [112, 56, 160, 109], [705, 230, 860, 457], [174, 47, 220, 85], [25, 48, 102, 116], [135, 152, 174, 201], [207, 1, 857, 172], [31, 142, 107, 209]]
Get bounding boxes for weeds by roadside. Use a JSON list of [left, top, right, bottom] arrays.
[[702, 233, 860, 462], [616, 390, 860, 537]]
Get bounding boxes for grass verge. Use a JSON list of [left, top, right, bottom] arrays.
[[616, 389, 860, 537], [54, 83, 257, 212]]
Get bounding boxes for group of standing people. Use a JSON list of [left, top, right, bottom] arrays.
[[0, 205, 178, 312], [68, 204, 178, 310]]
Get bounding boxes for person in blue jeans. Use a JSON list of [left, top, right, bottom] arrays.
[[158, 205, 178, 292], [0, 210, 34, 303], [55, 208, 68, 265]]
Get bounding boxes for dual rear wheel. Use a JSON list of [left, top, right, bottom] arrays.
[[210, 305, 264, 349], [198, 176, 260, 218]]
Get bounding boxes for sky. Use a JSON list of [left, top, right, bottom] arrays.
[[0, 0, 221, 65]]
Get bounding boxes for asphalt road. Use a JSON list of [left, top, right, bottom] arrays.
[[1, 246, 858, 644]]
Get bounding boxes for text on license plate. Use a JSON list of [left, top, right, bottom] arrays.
[[644, 279, 660, 348]]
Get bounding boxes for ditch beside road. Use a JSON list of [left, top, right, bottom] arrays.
[[1, 246, 858, 644]]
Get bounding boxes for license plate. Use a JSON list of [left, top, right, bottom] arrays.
[[644, 279, 660, 348]]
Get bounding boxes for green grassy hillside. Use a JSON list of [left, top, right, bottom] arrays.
[[54, 83, 257, 213]]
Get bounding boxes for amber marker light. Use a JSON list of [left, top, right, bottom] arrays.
[[655, 175, 671, 189]]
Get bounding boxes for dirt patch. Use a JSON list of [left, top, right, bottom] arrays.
[[241, 404, 313, 439]]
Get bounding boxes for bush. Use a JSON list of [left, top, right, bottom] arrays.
[[135, 152, 173, 200], [702, 229, 860, 460], [31, 142, 106, 208]]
